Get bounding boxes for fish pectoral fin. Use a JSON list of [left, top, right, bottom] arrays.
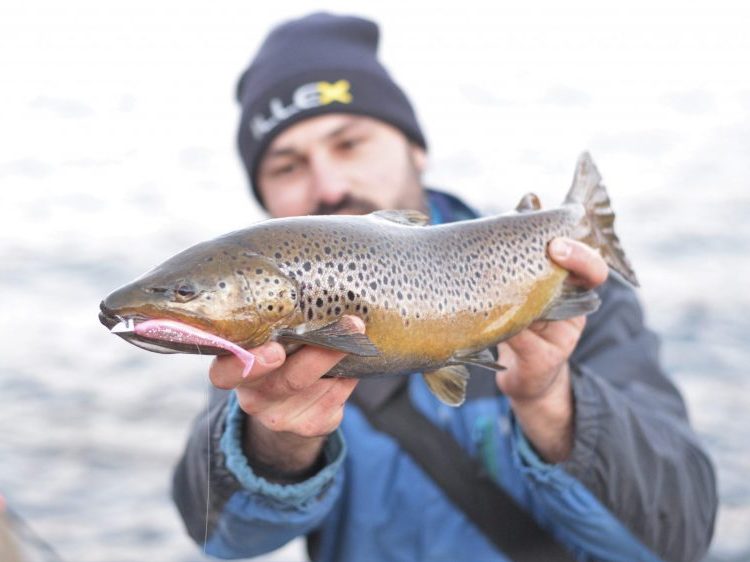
[[423, 365, 470, 407], [515, 192, 542, 213], [275, 317, 379, 357], [371, 209, 430, 226], [448, 348, 506, 372], [540, 285, 601, 321]]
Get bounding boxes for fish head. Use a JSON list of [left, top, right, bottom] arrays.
[[99, 240, 299, 354]]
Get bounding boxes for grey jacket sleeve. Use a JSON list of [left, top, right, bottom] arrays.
[[171, 388, 238, 545], [172, 389, 346, 557], [565, 276, 718, 562]]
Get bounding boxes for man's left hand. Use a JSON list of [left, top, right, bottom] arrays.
[[496, 238, 609, 463]]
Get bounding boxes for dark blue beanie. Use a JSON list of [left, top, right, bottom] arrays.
[[236, 12, 427, 207]]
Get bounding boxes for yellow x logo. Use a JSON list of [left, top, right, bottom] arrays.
[[317, 80, 352, 105]]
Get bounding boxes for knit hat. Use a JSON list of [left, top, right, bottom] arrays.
[[236, 12, 427, 207]]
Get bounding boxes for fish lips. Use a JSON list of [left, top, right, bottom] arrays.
[[98, 301, 227, 356]]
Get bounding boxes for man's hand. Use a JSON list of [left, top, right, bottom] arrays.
[[209, 316, 364, 480], [497, 238, 609, 463]]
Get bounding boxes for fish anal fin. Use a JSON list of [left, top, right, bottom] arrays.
[[372, 209, 430, 226], [423, 365, 470, 407], [448, 348, 506, 372], [275, 317, 379, 357], [515, 193, 542, 213], [541, 285, 601, 321]]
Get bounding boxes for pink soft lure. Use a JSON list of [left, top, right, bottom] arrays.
[[133, 319, 256, 377]]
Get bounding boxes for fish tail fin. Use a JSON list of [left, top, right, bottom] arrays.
[[565, 152, 639, 286]]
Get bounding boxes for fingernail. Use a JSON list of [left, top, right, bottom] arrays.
[[258, 345, 283, 366], [550, 239, 571, 260]]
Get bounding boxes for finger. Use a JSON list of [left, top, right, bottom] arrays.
[[246, 374, 358, 434], [527, 316, 585, 342], [237, 375, 336, 418], [286, 378, 359, 437], [258, 315, 366, 398], [209, 341, 286, 389], [548, 238, 608, 288]]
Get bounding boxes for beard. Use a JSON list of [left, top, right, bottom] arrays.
[[313, 194, 382, 216]]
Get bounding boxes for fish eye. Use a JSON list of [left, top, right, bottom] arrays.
[[174, 283, 198, 302]]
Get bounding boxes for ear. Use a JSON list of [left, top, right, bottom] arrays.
[[410, 145, 428, 174]]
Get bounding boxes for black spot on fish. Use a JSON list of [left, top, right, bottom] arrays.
[[219, 282, 226, 288], [316, 298, 324, 308], [267, 305, 273, 311], [370, 281, 377, 290], [307, 308, 313, 320], [347, 290, 355, 301], [303, 262, 311, 271]]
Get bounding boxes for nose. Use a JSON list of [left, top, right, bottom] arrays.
[[308, 152, 349, 206]]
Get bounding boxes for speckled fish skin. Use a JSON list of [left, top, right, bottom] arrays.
[[100, 153, 637, 403], [248, 207, 578, 378]]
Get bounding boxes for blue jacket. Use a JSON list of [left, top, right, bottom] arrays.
[[173, 190, 717, 561]]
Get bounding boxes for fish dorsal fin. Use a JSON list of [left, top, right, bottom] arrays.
[[372, 209, 430, 226], [275, 317, 379, 356], [540, 285, 601, 321], [515, 193, 542, 213], [422, 365, 470, 407], [448, 348, 506, 372]]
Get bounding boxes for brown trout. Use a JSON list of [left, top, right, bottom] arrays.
[[99, 153, 637, 406]]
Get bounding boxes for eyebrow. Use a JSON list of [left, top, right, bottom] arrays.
[[263, 119, 365, 161]]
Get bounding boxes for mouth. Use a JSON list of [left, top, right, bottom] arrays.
[[98, 301, 225, 356]]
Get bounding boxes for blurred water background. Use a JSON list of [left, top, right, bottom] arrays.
[[0, 1, 748, 561]]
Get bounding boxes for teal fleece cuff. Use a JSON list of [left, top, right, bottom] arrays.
[[220, 393, 347, 510]]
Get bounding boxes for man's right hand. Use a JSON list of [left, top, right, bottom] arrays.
[[208, 315, 364, 480]]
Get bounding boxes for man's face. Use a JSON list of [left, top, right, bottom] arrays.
[[256, 114, 427, 218]]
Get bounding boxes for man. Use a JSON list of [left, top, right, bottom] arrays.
[[173, 12, 717, 562]]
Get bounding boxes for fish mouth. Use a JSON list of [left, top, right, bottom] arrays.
[[98, 301, 227, 356]]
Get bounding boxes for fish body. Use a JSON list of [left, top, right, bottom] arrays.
[[100, 153, 637, 405]]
